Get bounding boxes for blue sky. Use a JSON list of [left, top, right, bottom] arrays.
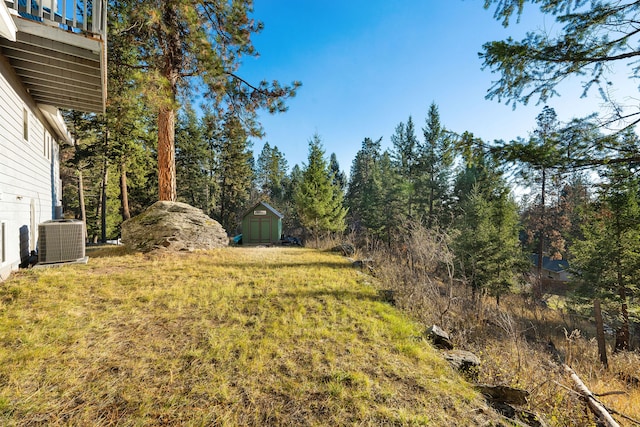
[[238, 1, 632, 174]]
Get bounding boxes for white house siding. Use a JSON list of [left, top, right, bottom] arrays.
[[0, 55, 61, 280]]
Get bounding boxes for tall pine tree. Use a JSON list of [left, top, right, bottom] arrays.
[[113, 0, 300, 201], [416, 103, 453, 228]]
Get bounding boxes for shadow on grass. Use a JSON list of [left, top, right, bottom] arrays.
[[276, 288, 388, 305], [204, 258, 355, 271], [85, 245, 131, 258]]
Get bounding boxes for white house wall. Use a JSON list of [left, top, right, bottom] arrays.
[[0, 54, 61, 280]]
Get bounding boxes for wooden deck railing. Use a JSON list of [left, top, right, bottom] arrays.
[[4, 0, 106, 38]]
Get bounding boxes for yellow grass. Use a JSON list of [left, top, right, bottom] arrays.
[[0, 247, 494, 426], [467, 297, 640, 427], [372, 247, 640, 427]]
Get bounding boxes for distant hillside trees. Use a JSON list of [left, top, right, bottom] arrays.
[[346, 104, 456, 246]]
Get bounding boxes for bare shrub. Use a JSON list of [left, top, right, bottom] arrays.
[[363, 222, 470, 338]]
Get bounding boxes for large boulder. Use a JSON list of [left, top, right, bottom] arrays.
[[121, 201, 228, 253]]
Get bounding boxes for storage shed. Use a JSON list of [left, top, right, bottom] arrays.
[[241, 202, 284, 244]]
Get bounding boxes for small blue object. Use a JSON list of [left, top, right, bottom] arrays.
[[233, 234, 243, 244]]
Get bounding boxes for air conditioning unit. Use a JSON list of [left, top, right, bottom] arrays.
[[38, 219, 85, 264]]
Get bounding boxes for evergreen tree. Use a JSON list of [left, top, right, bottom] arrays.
[[453, 184, 524, 304], [256, 142, 288, 202], [329, 153, 347, 193], [346, 137, 383, 238], [295, 135, 347, 245], [452, 134, 525, 303], [377, 151, 410, 247], [390, 116, 419, 217], [452, 132, 506, 219], [214, 114, 254, 233], [555, 174, 592, 256], [503, 106, 570, 276], [107, 9, 157, 222], [176, 104, 213, 212], [281, 164, 303, 232], [113, 0, 300, 201], [483, 1, 640, 110], [482, 0, 640, 167], [416, 103, 453, 228], [61, 111, 102, 239]]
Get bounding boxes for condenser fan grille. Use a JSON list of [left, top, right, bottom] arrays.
[[38, 220, 85, 264]]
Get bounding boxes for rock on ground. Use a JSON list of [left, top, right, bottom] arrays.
[[121, 201, 228, 253], [426, 324, 454, 350], [444, 350, 481, 380]]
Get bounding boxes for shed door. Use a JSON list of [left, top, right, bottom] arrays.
[[260, 219, 271, 242], [250, 220, 260, 243], [249, 218, 272, 243]]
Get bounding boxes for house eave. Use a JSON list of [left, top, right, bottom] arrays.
[[39, 104, 72, 143], [0, 13, 106, 113], [0, 1, 16, 42]]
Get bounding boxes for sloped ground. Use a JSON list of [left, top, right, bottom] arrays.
[[0, 247, 500, 426]]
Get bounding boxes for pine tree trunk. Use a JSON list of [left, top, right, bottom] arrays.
[[93, 165, 104, 244], [74, 135, 88, 240], [157, 3, 180, 202], [537, 168, 546, 278], [100, 129, 109, 243], [158, 106, 177, 201], [101, 163, 108, 243], [615, 284, 630, 353], [614, 219, 630, 352], [594, 299, 608, 368], [120, 162, 131, 221], [77, 169, 88, 240], [428, 181, 434, 229]]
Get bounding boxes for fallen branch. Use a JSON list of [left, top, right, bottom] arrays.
[[594, 391, 627, 398], [605, 406, 640, 426], [563, 364, 620, 427]]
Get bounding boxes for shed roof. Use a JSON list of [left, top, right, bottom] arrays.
[[530, 255, 569, 273], [245, 201, 284, 219]]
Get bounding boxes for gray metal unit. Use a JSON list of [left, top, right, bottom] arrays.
[[38, 219, 85, 264]]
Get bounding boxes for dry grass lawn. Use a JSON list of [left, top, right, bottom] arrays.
[[0, 247, 495, 426]]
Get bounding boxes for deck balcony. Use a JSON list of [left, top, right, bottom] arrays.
[[0, 0, 106, 113]]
